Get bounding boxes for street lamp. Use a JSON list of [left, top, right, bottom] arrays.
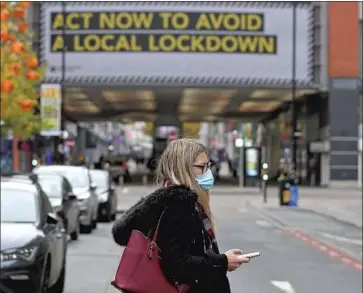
[[291, 3, 298, 176]]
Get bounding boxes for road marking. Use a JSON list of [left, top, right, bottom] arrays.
[[287, 228, 362, 271], [255, 220, 272, 228], [271, 281, 296, 293], [321, 232, 362, 245], [238, 208, 248, 213], [122, 188, 128, 194], [247, 202, 363, 271]]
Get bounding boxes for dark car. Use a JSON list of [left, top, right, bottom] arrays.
[[33, 165, 98, 234], [89, 169, 117, 222], [0, 178, 67, 293], [37, 174, 81, 241]]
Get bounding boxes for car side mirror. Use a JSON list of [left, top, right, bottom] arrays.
[[67, 192, 77, 200], [46, 213, 58, 225], [90, 183, 97, 191], [56, 210, 65, 219]]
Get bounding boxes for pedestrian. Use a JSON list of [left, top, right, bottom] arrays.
[[112, 138, 249, 293]]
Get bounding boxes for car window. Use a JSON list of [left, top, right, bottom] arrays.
[[90, 171, 108, 188], [37, 176, 62, 198], [41, 194, 54, 223], [63, 178, 73, 195], [1, 188, 38, 223], [34, 167, 90, 189]]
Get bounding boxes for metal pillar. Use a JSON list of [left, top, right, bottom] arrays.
[[55, 2, 67, 164], [291, 4, 298, 174]]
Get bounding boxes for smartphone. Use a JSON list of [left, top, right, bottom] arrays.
[[240, 251, 260, 259]]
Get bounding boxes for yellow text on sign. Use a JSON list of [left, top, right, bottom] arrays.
[[51, 34, 277, 54], [41, 88, 61, 99], [50, 11, 264, 31]]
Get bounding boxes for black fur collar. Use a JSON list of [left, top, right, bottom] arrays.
[[112, 185, 197, 245]]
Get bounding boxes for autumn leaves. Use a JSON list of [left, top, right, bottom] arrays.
[[1, 1, 47, 138]]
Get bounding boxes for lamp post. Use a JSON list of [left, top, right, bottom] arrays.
[[291, 3, 298, 175], [55, 2, 67, 164]]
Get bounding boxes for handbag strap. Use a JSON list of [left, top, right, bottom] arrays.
[[151, 208, 168, 243]]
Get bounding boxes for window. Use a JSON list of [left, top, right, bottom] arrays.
[[1, 189, 38, 223]]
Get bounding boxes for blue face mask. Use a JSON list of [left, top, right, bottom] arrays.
[[196, 169, 214, 191]]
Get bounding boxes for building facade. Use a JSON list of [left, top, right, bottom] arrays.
[[33, 1, 361, 187]]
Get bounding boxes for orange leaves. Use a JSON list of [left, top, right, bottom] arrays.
[[26, 70, 38, 81], [9, 63, 21, 75], [10, 41, 24, 53], [20, 2, 31, 8], [0, 28, 8, 41], [26, 57, 38, 69], [13, 7, 25, 19], [0, 8, 9, 21], [1, 2, 45, 139], [1, 80, 14, 93], [19, 98, 33, 111], [17, 21, 27, 33]]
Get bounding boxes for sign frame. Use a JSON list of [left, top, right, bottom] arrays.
[[40, 1, 315, 87], [40, 83, 62, 137]]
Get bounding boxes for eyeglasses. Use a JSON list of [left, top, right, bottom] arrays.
[[193, 162, 212, 174]]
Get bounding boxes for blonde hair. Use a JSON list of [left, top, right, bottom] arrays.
[[156, 138, 214, 229]]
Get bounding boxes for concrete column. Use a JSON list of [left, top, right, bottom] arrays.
[[154, 90, 181, 138], [328, 78, 360, 185]]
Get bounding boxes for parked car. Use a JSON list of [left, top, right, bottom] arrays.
[[37, 174, 80, 241], [33, 165, 98, 234], [0, 176, 67, 293], [89, 169, 117, 222]]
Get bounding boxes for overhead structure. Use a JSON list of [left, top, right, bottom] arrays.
[[38, 1, 317, 123]]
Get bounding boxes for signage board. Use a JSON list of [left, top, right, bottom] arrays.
[[40, 2, 313, 86], [40, 83, 62, 136], [244, 147, 261, 178]]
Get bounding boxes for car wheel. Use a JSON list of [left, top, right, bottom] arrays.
[[40, 258, 51, 293], [50, 256, 66, 293], [80, 223, 92, 234], [92, 217, 97, 229], [70, 222, 79, 241], [110, 213, 116, 221]]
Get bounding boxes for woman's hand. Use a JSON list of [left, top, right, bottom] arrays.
[[224, 249, 250, 272]]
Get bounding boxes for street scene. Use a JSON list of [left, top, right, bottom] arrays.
[[1, 1, 362, 293], [63, 186, 362, 293]]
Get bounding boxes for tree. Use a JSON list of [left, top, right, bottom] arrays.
[[1, 1, 47, 139]]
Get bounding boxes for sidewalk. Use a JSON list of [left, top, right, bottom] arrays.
[[242, 187, 362, 228], [116, 185, 362, 228]]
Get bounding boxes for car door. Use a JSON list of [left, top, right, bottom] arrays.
[[41, 193, 65, 283], [63, 178, 79, 233]]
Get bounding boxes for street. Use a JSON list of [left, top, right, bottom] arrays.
[[64, 187, 362, 293]]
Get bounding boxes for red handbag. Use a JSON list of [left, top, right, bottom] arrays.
[[111, 209, 190, 293]]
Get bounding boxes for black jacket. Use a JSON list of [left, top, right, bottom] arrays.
[[112, 185, 231, 293]]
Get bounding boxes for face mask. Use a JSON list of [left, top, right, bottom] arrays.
[[196, 169, 214, 191]]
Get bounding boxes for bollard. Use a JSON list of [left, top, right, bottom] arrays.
[[261, 163, 269, 203], [288, 180, 299, 207], [142, 174, 148, 185], [262, 180, 267, 203], [119, 175, 124, 186]]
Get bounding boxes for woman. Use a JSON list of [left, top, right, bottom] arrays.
[[112, 139, 249, 293]]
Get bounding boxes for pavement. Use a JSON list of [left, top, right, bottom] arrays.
[[64, 185, 362, 293]]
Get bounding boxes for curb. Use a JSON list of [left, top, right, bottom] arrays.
[[296, 207, 362, 230], [246, 201, 363, 268]]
